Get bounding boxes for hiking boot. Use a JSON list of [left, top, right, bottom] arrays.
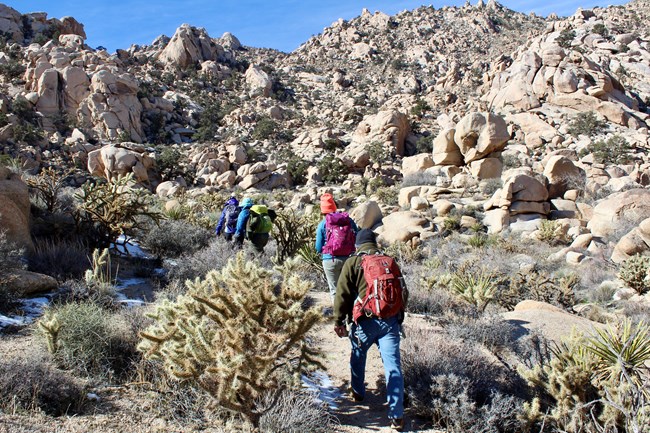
[[389, 418, 404, 431], [349, 389, 364, 402]]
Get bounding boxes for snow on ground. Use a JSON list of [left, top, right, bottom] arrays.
[[303, 371, 343, 409], [110, 235, 152, 258], [0, 296, 50, 328]]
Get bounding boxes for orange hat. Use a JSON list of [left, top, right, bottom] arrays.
[[320, 193, 337, 214]]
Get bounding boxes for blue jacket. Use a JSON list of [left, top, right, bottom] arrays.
[[315, 215, 359, 260], [234, 203, 253, 238], [215, 198, 239, 235]]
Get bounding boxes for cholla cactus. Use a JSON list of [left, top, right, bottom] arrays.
[[138, 252, 322, 428], [37, 312, 61, 354], [618, 254, 650, 295]]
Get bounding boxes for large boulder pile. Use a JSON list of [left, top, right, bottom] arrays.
[[484, 173, 550, 233], [341, 110, 410, 168], [87, 143, 156, 187], [158, 24, 226, 69], [587, 189, 650, 237], [432, 112, 509, 180]]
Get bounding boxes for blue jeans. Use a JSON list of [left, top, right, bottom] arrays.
[[323, 257, 346, 304], [349, 316, 404, 419]]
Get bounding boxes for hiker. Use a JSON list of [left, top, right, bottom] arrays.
[[233, 198, 276, 252], [315, 193, 358, 304], [334, 229, 406, 432], [215, 196, 240, 241]]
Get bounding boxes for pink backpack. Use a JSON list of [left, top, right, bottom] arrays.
[[322, 212, 355, 256]]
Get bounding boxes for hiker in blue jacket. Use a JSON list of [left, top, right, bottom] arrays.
[[215, 196, 240, 241], [233, 197, 254, 247], [315, 193, 358, 304]]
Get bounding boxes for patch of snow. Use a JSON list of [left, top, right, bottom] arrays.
[[111, 235, 152, 258], [115, 277, 148, 288], [302, 371, 342, 409], [0, 296, 51, 329]]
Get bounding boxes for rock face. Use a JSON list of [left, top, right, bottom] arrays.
[[87, 144, 155, 186], [349, 200, 383, 229], [244, 64, 272, 97], [587, 189, 650, 237], [158, 24, 224, 69], [0, 167, 33, 251], [611, 217, 650, 263], [342, 110, 410, 168], [432, 128, 463, 166], [543, 155, 585, 199], [6, 269, 57, 296], [453, 112, 510, 163], [375, 211, 428, 243]]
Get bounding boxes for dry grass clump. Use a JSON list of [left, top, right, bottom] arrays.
[[28, 238, 91, 280], [0, 229, 24, 313], [402, 328, 526, 432], [446, 314, 518, 354], [0, 355, 85, 416], [165, 238, 236, 283], [36, 301, 142, 380], [257, 389, 337, 433], [138, 219, 212, 258]]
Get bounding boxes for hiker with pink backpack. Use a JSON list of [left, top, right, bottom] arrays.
[[315, 193, 359, 305]]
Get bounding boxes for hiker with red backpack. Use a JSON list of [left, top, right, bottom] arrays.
[[215, 196, 240, 241], [334, 229, 406, 432], [315, 193, 358, 304]]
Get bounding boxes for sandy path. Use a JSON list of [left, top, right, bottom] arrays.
[[308, 290, 441, 433]]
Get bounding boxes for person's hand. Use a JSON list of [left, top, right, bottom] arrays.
[[334, 325, 347, 338]]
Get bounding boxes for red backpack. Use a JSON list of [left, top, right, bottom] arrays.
[[352, 252, 407, 323], [322, 212, 355, 256]]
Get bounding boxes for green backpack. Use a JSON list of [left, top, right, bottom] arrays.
[[247, 204, 274, 234]]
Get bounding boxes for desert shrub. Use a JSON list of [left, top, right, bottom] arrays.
[[28, 239, 90, 280], [567, 111, 606, 137], [446, 315, 517, 354], [25, 167, 72, 213], [251, 117, 279, 141], [12, 122, 43, 144], [480, 178, 503, 196], [450, 271, 497, 313], [0, 59, 25, 81], [192, 100, 224, 142], [589, 281, 617, 304], [284, 154, 310, 185], [592, 23, 609, 37], [537, 219, 570, 246], [37, 301, 140, 379], [499, 269, 577, 310], [166, 238, 239, 283], [139, 253, 322, 428], [521, 321, 650, 432], [318, 152, 348, 184], [411, 99, 431, 119], [588, 135, 633, 165], [75, 174, 162, 248], [384, 241, 425, 265], [402, 329, 526, 432], [258, 389, 336, 433], [272, 208, 318, 264], [366, 141, 392, 168], [0, 356, 85, 416], [415, 134, 433, 154], [401, 171, 437, 187], [139, 219, 212, 258], [618, 254, 650, 295], [443, 215, 461, 233], [155, 147, 184, 181], [556, 28, 576, 48]]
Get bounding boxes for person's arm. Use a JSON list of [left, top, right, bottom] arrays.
[[215, 209, 226, 235], [315, 219, 325, 254], [334, 257, 357, 327]]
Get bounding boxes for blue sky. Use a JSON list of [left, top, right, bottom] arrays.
[[6, 0, 628, 53]]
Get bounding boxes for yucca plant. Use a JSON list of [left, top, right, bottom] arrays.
[[586, 320, 650, 390], [450, 271, 496, 312]]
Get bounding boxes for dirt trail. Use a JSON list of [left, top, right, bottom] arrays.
[[308, 290, 441, 433]]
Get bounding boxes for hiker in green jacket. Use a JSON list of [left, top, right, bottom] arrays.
[[334, 229, 405, 431]]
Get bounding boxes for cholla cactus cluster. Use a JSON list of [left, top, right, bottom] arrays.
[[520, 321, 650, 432], [138, 252, 322, 427]]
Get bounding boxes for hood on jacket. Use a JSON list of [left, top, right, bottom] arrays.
[[226, 196, 239, 206], [241, 197, 254, 208]]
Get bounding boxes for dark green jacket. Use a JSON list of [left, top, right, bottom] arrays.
[[334, 242, 381, 326]]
